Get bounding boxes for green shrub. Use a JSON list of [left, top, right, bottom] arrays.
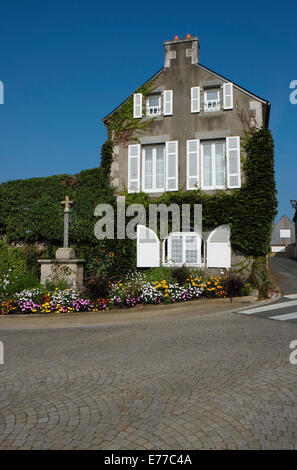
[[249, 256, 271, 299], [0, 240, 39, 299], [172, 266, 191, 286], [222, 274, 247, 300], [84, 275, 111, 300], [139, 267, 175, 284]]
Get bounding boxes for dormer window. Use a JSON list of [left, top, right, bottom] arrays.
[[147, 95, 161, 116], [204, 88, 221, 112]]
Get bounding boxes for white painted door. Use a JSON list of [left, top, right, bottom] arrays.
[[137, 225, 160, 267], [207, 225, 231, 268]]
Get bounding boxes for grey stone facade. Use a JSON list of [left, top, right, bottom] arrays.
[[103, 35, 270, 195], [102, 35, 270, 271]]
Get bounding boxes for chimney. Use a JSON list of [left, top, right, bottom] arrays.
[[164, 34, 200, 68]]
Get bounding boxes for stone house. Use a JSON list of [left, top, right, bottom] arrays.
[[102, 35, 271, 269], [270, 215, 295, 254]]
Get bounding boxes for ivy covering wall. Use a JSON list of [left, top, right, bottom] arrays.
[[0, 127, 277, 278], [108, 128, 277, 259]]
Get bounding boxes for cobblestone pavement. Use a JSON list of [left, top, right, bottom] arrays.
[[1, 304, 297, 450]]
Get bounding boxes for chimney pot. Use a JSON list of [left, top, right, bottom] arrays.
[[164, 35, 200, 67]]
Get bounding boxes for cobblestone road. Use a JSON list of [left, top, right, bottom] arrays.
[[1, 304, 297, 450]]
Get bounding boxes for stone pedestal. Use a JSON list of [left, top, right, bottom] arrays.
[[38, 248, 85, 290]]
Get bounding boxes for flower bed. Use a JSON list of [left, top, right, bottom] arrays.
[[0, 270, 252, 315], [0, 288, 111, 315], [108, 272, 229, 307]]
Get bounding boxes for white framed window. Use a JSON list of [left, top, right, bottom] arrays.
[[142, 145, 165, 193], [204, 88, 221, 112], [163, 232, 202, 266], [146, 95, 161, 116], [201, 141, 226, 190], [280, 229, 291, 238]]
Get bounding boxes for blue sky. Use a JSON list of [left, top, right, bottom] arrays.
[[0, 0, 296, 220]]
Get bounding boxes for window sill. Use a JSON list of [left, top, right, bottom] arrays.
[[163, 262, 205, 268], [142, 189, 165, 193]]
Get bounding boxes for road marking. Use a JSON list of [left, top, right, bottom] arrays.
[[238, 300, 297, 315], [269, 312, 297, 321], [284, 294, 297, 299]]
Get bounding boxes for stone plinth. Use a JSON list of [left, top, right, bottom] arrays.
[[55, 247, 76, 260], [38, 248, 85, 290]]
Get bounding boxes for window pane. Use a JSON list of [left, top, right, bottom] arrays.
[[144, 149, 153, 189], [207, 90, 219, 101], [203, 144, 212, 187], [185, 236, 197, 263], [149, 96, 159, 107], [280, 229, 291, 238], [215, 143, 225, 187], [156, 147, 165, 189], [130, 181, 137, 191], [171, 236, 183, 264]]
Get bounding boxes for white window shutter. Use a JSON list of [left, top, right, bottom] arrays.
[[226, 136, 241, 188], [223, 82, 233, 110], [133, 93, 142, 118], [163, 90, 173, 115], [186, 139, 200, 189], [166, 141, 178, 191], [137, 225, 160, 267], [191, 87, 200, 113], [128, 144, 141, 193]]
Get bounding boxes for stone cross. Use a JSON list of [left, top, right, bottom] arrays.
[[61, 195, 73, 248]]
